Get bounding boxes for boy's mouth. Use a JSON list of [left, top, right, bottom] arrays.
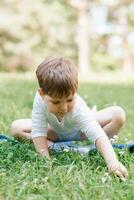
[[58, 112, 65, 115], [57, 112, 67, 116]]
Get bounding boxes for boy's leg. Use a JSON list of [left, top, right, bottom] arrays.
[[10, 119, 58, 146], [94, 106, 126, 138], [11, 119, 32, 140]]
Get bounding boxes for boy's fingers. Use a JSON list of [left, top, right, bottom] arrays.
[[114, 170, 124, 178], [119, 163, 128, 178], [115, 169, 128, 179], [108, 162, 128, 179], [122, 168, 128, 179]]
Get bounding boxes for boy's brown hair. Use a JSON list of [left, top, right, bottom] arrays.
[[36, 57, 78, 98]]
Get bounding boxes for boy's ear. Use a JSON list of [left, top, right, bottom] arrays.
[[38, 88, 45, 97]]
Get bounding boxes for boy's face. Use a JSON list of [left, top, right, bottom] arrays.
[[39, 89, 76, 118]]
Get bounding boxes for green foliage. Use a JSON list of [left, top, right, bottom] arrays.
[[0, 0, 134, 72], [91, 52, 121, 71], [90, 36, 120, 71], [0, 74, 134, 199], [0, 0, 77, 71]]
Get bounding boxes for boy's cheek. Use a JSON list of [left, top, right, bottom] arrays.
[[69, 103, 75, 111], [49, 104, 57, 112], [72, 101, 76, 108]]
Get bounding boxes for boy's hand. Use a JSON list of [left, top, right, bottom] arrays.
[[32, 136, 50, 160], [95, 136, 128, 180], [107, 161, 128, 180]]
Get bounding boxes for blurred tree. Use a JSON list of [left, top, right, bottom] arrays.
[[0, 0, 134, 73], [68, 0, 90, 78], [0, 0, 76, 71], [104, 0, 134, 72]]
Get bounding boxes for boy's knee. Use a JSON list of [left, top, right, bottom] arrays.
[[113, 106, 126, 126], [10, 120, 21, 137]]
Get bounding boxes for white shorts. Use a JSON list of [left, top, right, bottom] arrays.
[[57, 130, 82, 142]]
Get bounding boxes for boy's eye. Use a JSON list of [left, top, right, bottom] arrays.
[[52, 101, 60, 104], [67, 99, 73, 102], [51, 99, 74, 104]]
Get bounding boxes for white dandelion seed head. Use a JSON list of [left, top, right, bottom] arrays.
[[110, 138, 115, 143], [64, 148, 69, 152], [118, 151, 124, 155], [113, 135, 119, 141]]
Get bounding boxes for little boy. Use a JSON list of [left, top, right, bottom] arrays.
[[11, 57, 128, 179]]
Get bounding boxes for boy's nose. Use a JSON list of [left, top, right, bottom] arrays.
[[59, 104, 68, 113]]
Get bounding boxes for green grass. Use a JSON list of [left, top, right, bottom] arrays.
[[0, 73, 134, 200]]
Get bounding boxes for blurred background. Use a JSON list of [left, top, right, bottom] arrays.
[[0, 0, 134, 79]]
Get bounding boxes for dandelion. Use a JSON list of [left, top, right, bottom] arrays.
[[101, 176, 107, 183], [0, 172, 6, 177], [64, 148, 69, 152], [33, 178, 38, 184], [118, 151, 124, 155], [110, 138, 115, 144], [110, 135, 119, 144], [125, 138, 128, 142], [101, 172, 112, 183], [42, 177, 49, 182], [113, 135, 118, 142]]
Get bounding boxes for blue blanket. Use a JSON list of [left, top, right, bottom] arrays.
[[0, 134, 134, 154]]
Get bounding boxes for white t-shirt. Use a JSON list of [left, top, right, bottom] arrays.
[[31, 91, 106, 143]]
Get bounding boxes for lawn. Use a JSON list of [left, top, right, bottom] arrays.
[[0, 73, 134, 200]]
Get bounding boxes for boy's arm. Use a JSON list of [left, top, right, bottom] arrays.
[[31, 92, 50, 159], [32, 136, 50, 159], [95, 135, 128, 179]]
